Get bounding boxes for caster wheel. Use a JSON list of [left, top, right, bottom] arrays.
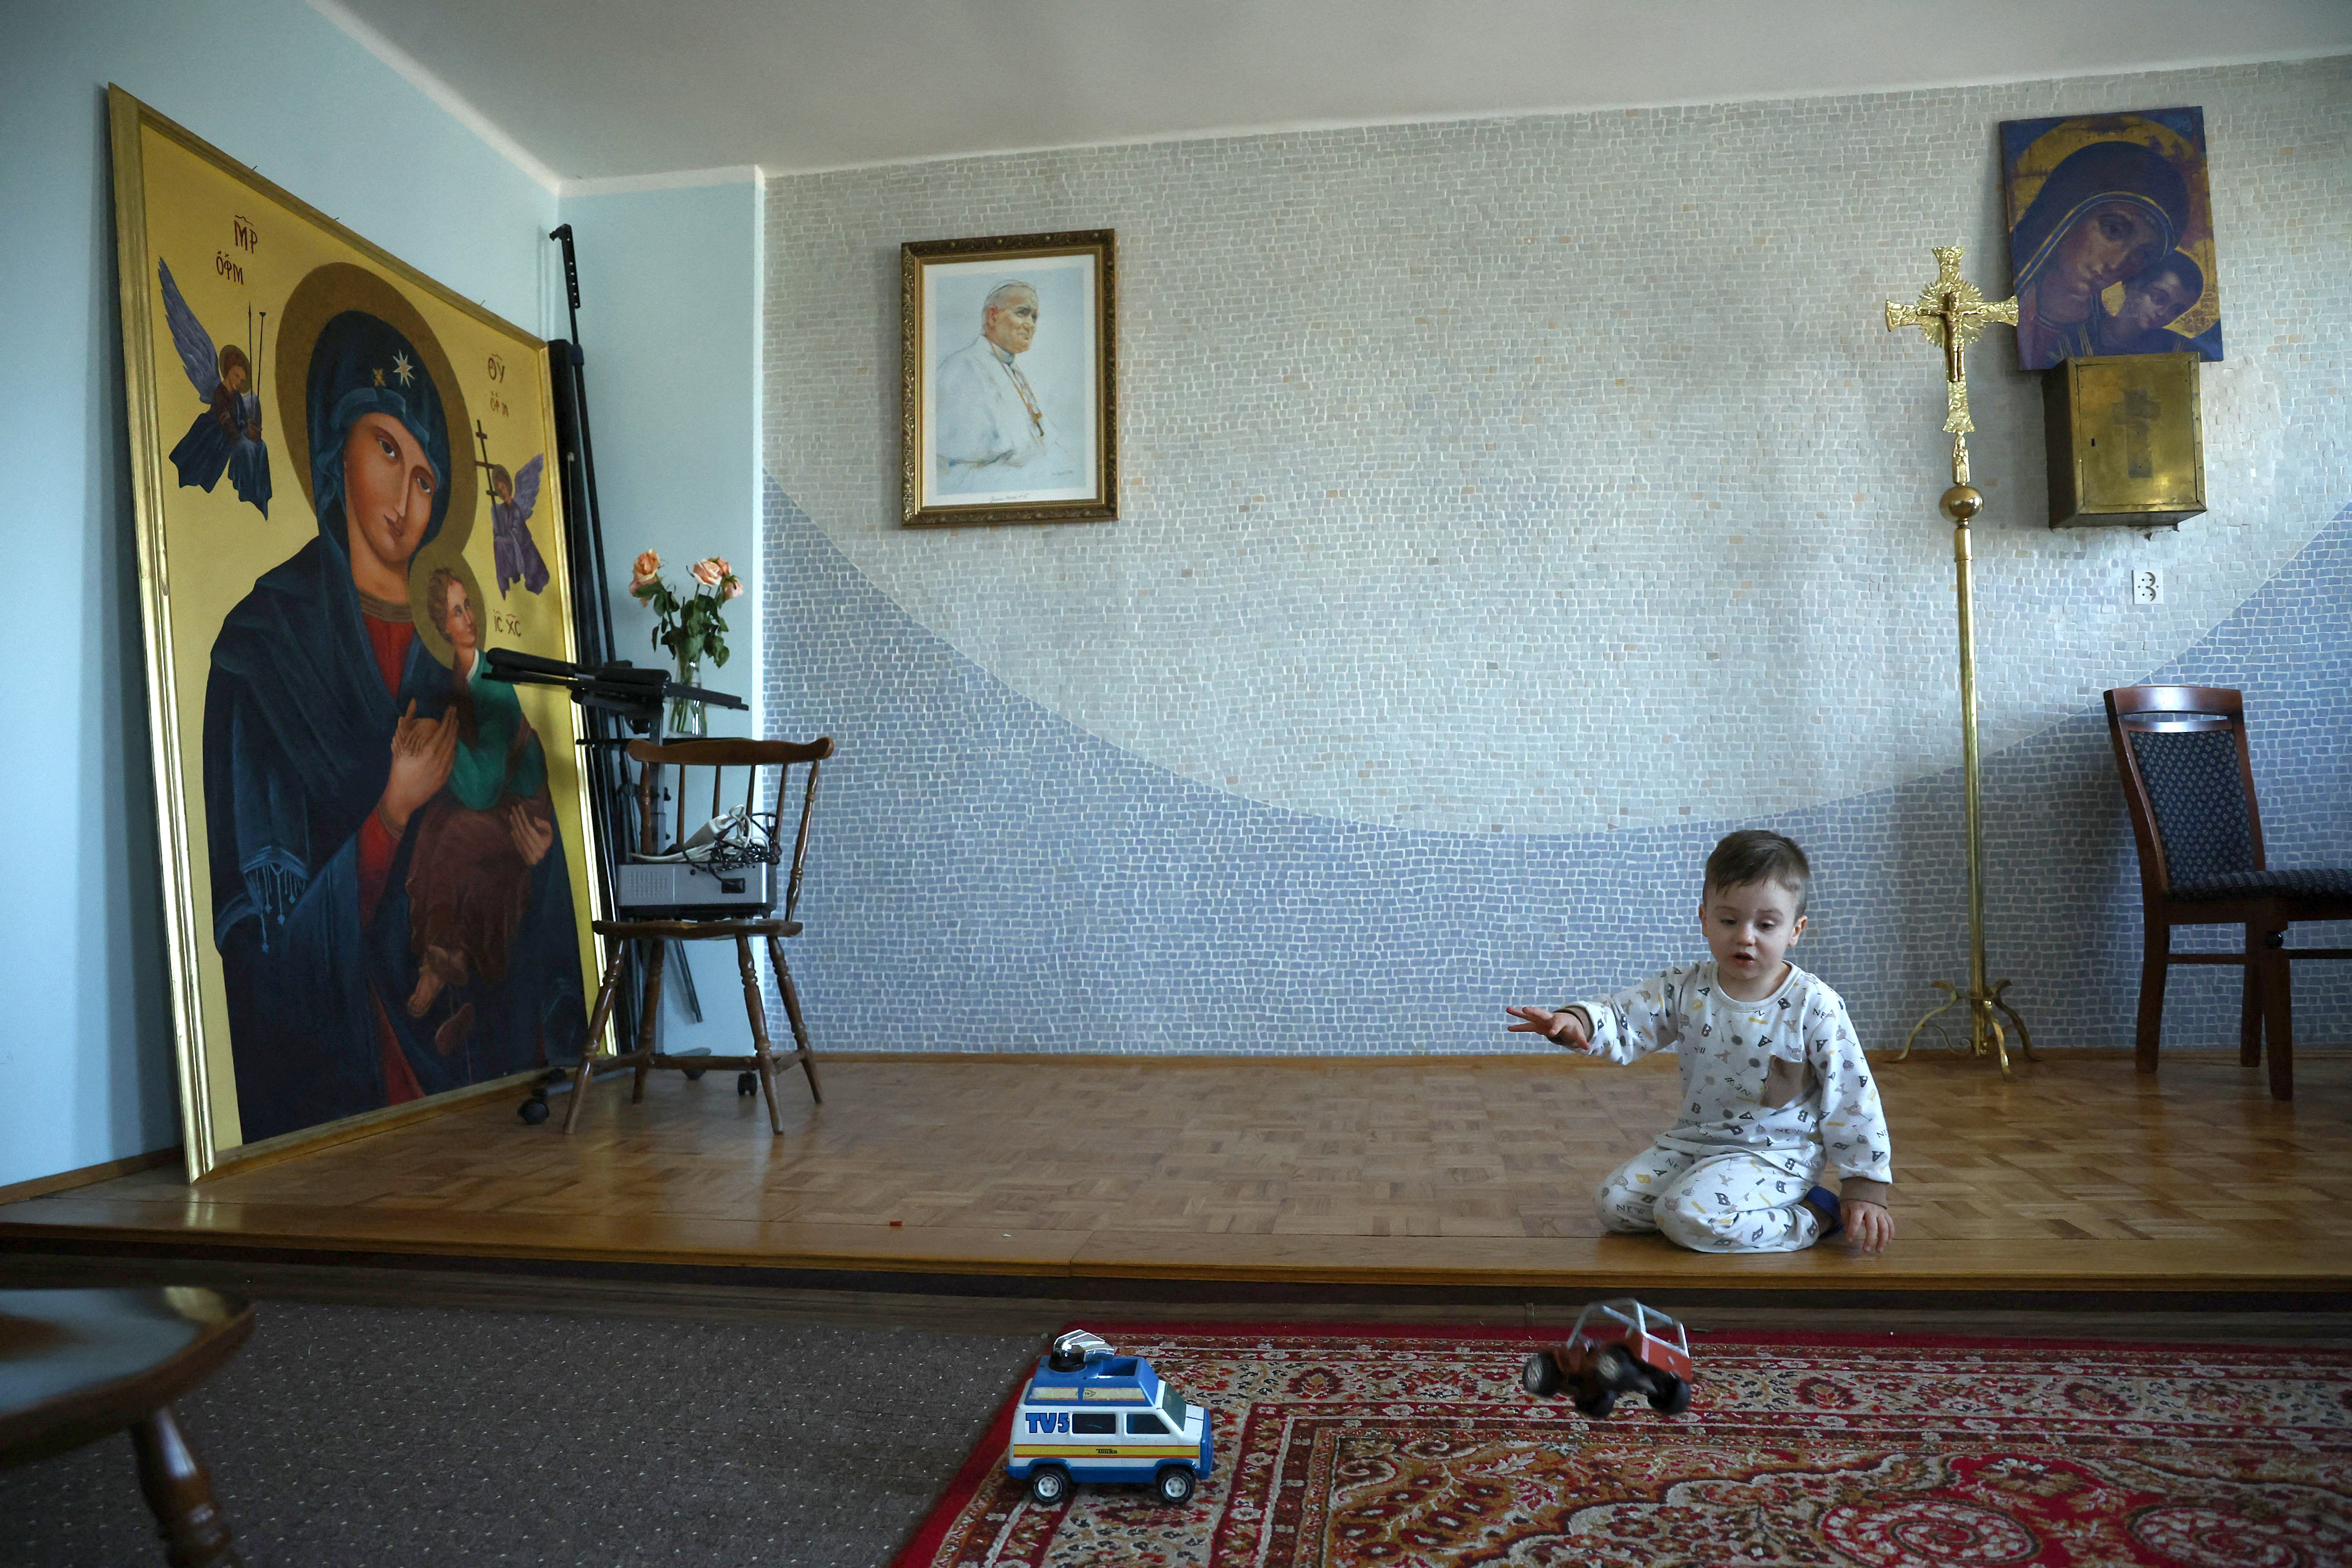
[[518, 1096, 550, 1125], [738, 1073, 758, 1096]]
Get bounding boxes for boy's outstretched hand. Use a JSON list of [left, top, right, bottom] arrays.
[[1506, 1005, 1589, 1049], [1841, 1200, 1895, 1253]]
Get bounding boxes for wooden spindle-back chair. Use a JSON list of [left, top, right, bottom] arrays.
[[563, 736, 835, 1133]]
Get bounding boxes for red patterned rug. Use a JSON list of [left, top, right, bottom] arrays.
[[894, 1325, 2352, 1567]]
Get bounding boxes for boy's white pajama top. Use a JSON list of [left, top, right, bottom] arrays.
[[1569, 960, 1892, 1253]]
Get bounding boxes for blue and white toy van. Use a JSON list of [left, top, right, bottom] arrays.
[[1007, 1331, 1214, 1506]]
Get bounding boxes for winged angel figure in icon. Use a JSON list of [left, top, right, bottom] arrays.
[[491, 455, 550, 595], [472, 420, 549, 597], [159, 258, 272, 516]]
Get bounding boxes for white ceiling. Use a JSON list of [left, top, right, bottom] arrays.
[[318, 0, 2352, 188]]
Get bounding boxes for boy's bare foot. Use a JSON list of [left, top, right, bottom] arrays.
[[407, 967, 442, 1017], [407, 947, 469, 1016]]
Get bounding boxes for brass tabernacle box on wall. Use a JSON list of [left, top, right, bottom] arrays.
[[2041, 352, 2205, 529]]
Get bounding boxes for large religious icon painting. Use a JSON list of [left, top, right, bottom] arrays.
[[107, 88, 599, 1177], [901, 230, 1118, 527], [2000, 107, 2224, 372]]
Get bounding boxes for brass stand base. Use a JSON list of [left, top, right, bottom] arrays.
[[1897, 978, 2040, 1078]]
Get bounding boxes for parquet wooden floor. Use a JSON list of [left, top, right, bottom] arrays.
[[5, 1050, 2348, 1297]]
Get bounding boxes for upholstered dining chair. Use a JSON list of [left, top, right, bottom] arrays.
[[563, 737, 833, 1134], [2103, 686, 2352, 1100]]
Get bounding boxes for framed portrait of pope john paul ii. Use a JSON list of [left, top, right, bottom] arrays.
[[901, 230, 1118, 527], [107, 87, 603, 1178]]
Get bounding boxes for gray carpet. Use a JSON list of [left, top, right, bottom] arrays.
[[0, 1301, 1040, 1567]]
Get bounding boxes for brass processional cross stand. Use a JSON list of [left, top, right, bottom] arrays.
[[1884, 247, 2038, 1078]]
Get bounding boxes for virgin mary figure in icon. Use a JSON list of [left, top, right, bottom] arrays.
[[2009, 140, 2190, 371], [202, 305, 585, 1143]]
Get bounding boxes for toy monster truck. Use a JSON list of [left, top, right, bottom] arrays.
[[1521, 1297, 1693, 1417]]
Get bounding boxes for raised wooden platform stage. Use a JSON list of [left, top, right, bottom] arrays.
[[4, 1051, 2347, 1314]]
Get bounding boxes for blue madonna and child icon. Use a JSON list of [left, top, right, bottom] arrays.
[[2004, 110, 2224, 372], [203, 299, 586, 1143]]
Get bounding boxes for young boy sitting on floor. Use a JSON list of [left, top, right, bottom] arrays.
[[1506, 829, 1894, 1254]]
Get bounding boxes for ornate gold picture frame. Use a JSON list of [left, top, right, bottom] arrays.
[[107, 87, 604, 1178], [900, 230, 1118, 527]]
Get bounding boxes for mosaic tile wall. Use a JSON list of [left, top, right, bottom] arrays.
[[759, 58, 2350, 1056]]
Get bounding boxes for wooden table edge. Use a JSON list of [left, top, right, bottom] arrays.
[[0, 1295, 255, 1465]]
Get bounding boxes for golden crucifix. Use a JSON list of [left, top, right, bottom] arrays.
[[1885, 245, 2019, 485], [1882, 245, 2037, 1078]]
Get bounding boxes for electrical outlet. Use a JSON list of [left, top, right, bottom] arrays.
[[2130, 567, 2164, 606]]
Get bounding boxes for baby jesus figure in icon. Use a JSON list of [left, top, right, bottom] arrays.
[[403, 568, 558, 1040]]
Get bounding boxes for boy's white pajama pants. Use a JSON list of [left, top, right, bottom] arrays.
[[1597, 1142, 1824, 1253]]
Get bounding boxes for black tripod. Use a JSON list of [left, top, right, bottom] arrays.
[[511, 226, 754, 1121]]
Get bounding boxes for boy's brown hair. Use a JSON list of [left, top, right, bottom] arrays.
[[1704, 830, 1811, 916], [424, 566, 465, 635]]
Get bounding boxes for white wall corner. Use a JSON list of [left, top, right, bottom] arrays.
[[749, 166, 768, 740], [305, 0, 565, 195], [561, 165, 766, 198]]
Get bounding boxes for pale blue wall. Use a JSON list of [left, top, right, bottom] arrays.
[[555, 178, 764, 1057], [0, 0, 557, 1189]]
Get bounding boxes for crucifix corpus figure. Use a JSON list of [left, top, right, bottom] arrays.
[[1884, 245, 2019, 495]]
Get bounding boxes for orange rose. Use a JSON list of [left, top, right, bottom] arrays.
[[724, 578, 744, 601], [691, 557, 728, 588], [631, 549, 661, 586]]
